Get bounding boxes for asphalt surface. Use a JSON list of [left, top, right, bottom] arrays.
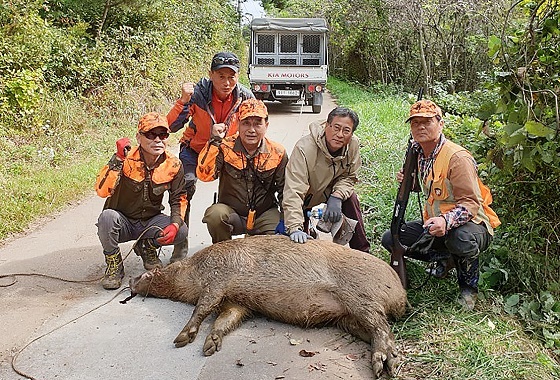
[[0, 93, 376, 380]]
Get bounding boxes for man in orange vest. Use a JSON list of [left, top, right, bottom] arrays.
[[95, 112, 188, 290], [381, 99, 500, 310], [197, 99, 287, 242]]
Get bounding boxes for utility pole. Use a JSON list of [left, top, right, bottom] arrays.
[[237, 0, 243, 28]]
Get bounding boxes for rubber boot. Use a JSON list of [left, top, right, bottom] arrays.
[[134, 239, 162, 270], [101, 251, 124, 290], [170, 238, 188, 263]]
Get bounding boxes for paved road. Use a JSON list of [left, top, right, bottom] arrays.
[[0, 93, 374, 380]]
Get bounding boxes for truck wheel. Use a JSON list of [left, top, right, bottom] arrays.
[[312, 104, 322, 113]]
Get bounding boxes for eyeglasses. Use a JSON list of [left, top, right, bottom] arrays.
[[141, 131, 170, 140], [212, 56, 240, 66], [329, 124, 353, 136]]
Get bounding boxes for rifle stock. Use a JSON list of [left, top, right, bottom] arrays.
[[389, 140, 418, 289], [389, 88, 423, 289]]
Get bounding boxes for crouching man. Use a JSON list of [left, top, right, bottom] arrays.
[[282, 106, 370, 253], [95, 112, 188, 290], [196, 99, 288, 243], [381, 100, 500, 309]]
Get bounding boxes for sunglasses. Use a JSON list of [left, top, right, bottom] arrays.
[[212, 56, 240, 66], [141, 131, 170, 140]]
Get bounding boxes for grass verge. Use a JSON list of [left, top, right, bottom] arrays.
[[327, 76, 560, 379]]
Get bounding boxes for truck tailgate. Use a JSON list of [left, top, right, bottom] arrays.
[[249, 65, 327, 83]]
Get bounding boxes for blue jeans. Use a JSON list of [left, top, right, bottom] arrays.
[[179, 144, 198, 195]]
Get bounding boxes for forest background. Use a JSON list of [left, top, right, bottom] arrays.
[[0, 0, 559, 378]]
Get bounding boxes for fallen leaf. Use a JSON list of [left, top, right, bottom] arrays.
[[289, 338, 303, 345], [488, 319, 496, 330], [346, 353, 361, 361], [308, 362, 327, 372], [267, 361, 277, 366], [235, 359, 244, 367], [299, 349, 317, 357]]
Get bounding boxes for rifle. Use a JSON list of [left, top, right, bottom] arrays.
[[389, 88, 423, 289]]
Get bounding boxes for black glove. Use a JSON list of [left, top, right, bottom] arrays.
[[324, 195, 343, 223]]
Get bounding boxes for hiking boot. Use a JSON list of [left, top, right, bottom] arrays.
[[170, 239, 188, 264], [102, 251, 124, 290], [426, 257, 455, 279], [134, 239, 162, 270], [458, 286, 478, 311]]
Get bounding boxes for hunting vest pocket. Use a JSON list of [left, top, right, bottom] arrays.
[[224, 164, 243, 179], [431, 177, 450, 201], [152, 183, 170, 196]]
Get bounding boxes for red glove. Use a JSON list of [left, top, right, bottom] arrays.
[[116, 138, 131, 161], [157, 224, 179, 245]]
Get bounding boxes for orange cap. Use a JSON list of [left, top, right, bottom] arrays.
[[138, 112, 169, 132], [238, 98, 268, 120], [406, 100, 442, 122]]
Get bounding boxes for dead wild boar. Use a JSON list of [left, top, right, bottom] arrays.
[[129, 235, 406, 378]]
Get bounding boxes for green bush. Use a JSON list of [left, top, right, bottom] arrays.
[[0, 0, 246, 240]]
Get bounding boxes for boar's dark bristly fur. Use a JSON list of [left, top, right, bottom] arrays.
[[130, 235, 406, 379]]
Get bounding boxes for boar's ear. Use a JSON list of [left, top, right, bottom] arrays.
[[141, 271, 154, 280], [152, 267, 162, 276]]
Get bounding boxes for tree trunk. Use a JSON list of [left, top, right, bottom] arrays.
[[98, 0, 112, 38], [418, 24, 430, 95]]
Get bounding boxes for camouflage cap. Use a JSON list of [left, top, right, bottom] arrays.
[[406, 99, 443, 122], [138, 112, 169, 132], [238, 98, 268, 121]]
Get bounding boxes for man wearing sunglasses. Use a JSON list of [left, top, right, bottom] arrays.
[[95, 112, 188, 290], [167, 51, 254, 260], [282, 107, 370, 253]]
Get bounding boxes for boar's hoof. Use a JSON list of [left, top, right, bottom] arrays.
[[174, 325, 199, 348], [203, 332, 223, 356], [371, 351, 387, 379], [385, 351, 400, 377]]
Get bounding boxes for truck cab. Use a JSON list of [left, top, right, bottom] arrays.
[[248, 18, 328, 114]]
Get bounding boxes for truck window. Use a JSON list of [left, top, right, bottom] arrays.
[[280, 34, 298, 53], [303, 35, 321, 54], [257, 34, 275, 53]]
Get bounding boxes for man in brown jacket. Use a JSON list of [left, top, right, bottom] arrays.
[[95, 112, 188, 289], [282, 106, 370, 253], [197, 99, 287, 242]]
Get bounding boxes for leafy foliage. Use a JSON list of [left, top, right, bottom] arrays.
[[477, 0, 560, 298], [0, 0, 245, 239], [263, 0, 506, 93]]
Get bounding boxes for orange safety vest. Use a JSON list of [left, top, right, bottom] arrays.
[[95, 147, 182, 197], [423, 140, 501, 235]]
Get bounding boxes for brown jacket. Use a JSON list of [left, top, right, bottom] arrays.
[[95, 146, 187, 225], [197, 135, 287, 218], [282, 121, 361, 234]]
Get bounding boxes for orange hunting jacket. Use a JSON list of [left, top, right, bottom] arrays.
[[197, 135, 288, 218], [167, 78, 254, 153], [95, 146, 187, 225]]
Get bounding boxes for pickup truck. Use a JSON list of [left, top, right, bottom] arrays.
[[248, 18, 328, 114]]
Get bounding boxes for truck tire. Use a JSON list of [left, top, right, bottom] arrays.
[[312, 104, 322, 113]]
